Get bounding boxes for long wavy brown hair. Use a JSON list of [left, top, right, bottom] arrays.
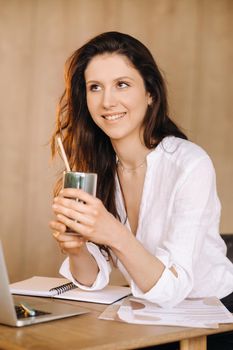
[[51, 31, 187, 255]]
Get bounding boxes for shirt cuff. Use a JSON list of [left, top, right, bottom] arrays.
[[59, 242, 111, 291], [131, 267, 179, 307], [131, 247, 192, 307]]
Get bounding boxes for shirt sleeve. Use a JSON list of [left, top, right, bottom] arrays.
[[131, 156, 221, 307], [59, 242, 112, 290]]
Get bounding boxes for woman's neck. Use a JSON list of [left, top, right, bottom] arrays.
[[111, 137, 151, 169]]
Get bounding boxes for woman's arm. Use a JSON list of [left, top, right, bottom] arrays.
[[111, 231, 178, 291]]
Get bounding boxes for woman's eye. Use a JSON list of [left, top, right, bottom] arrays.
[[90, 84, 101, 92], [117, 81, 129, 89]]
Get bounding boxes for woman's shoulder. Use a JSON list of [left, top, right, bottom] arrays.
[[157, 136, 213, 170], [159, 136, 208, 156]]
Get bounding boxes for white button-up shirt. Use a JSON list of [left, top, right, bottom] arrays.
[[60, 136, 233, 307]]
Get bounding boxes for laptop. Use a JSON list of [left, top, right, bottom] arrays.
[[0, 241, 88, 327]]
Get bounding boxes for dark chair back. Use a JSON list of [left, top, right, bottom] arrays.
[[221, 234, 233, 262]]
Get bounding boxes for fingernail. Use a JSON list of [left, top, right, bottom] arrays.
[[53, 231, 59, 238]]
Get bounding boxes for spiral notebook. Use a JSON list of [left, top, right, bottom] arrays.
[[10, 276, 131, 304]]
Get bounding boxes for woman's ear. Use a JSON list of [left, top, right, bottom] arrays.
[[147, 94, 153, 106]]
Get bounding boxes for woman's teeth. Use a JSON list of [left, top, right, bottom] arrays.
[[103, 113, 126, 121]]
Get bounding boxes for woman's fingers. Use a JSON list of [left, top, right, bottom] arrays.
[[59, 188, 96, 204], [53, 196, 96, 216], [51, 190, 108, 242], [56, 213, 93, 238], [52, 228, 85, 251], [49, 220, 66, 233], [52, 203, 96, 226]]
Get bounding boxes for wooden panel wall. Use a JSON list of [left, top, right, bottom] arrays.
[[0, 0, 232, 284]]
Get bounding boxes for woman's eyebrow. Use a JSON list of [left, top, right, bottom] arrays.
[[113, 76, 134, 82], [86, 76, 135, 85], [86, 80, 100, 85]]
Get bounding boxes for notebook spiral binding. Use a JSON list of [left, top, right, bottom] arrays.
[[49, 282, 76, 295]]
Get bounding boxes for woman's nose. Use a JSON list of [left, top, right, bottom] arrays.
[[102, 89, 117, 109]]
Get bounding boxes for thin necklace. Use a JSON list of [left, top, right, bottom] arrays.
[[117, 158, 146, 173]]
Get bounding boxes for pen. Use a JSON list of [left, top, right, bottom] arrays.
[[19, 302, 36, 316]]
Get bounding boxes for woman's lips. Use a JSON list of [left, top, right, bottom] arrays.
[[102, 112, 126, 121]]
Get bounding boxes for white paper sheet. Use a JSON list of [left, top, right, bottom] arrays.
[[99, 296, 233, 328]]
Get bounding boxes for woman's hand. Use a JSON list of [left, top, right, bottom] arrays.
[[51, 188, 126, 248], [49, 218, 86, 255]]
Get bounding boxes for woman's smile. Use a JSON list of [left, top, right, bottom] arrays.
[[102, 112, 126, 121]]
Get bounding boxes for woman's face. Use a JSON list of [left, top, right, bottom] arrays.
[[85, 53, 152, 143]]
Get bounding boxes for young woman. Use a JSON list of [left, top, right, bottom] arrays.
[[49, 31, 233, 348]]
